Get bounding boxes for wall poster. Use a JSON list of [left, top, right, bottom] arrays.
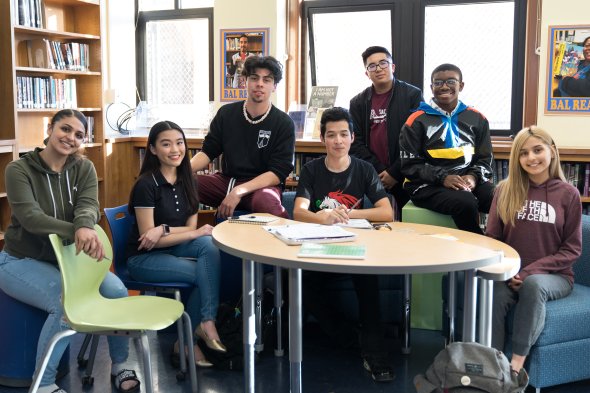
[[220, 28, 269, 102], [546, 25, 590, 114]]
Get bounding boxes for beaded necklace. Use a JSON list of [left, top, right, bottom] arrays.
[[243, 101, 272, 124]]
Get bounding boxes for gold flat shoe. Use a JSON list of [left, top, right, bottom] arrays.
[[196, 324, 227, 353], [196, 358, 214, 368]]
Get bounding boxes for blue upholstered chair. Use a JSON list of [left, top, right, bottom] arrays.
[[0, 289, 69, 387], [519, 214, 590, 392]]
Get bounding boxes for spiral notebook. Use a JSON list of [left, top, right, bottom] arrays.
[[227, 215, 278, 225], [263, 224, 357, 245]]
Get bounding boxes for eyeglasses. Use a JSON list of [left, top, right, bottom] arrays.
[[366, 60, 391, 72], [432, 78, 460, 88]]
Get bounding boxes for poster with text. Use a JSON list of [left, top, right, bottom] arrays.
[[545, 25, 590, 114], [221, 28, 269, 102]]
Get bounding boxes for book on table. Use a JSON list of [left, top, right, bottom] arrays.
[[227, 215, 279, 225]]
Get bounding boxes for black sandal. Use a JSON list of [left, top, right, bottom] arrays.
[[111, 369, 141, 393]]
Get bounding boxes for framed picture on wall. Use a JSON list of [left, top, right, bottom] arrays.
[[220, 28, 270, 102], [545, 25, 590, 114]]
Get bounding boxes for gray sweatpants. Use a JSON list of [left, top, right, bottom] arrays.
[[491, 273, 572, 356]]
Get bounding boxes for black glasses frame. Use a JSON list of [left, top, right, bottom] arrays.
[[366, 60, 391, 72]]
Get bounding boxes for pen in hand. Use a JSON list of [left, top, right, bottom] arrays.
[[347, 198, 362, 213]]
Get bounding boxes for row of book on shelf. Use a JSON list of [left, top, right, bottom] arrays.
[[16, 76, 77, 110], [27, 39, 91, 72], [85, 116, 96, 143], [139, 147, 590, 215], [494, 159, 590, 197], [225, 36, 261, 51], [288, 153, 590, 199], [13, 0, 44, 28]]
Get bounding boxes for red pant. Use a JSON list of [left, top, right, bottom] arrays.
[[197, 173, 288, 218]]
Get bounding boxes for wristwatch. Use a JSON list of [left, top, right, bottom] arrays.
[[161, 224, 170, 236]]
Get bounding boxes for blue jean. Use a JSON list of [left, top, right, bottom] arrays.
[[127, 236, 221, 330], [0, 250, 130, 387]]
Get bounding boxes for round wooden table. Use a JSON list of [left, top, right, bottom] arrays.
[[213, 217, 519, 393]]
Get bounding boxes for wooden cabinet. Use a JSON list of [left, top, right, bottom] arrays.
[[105, 137, 590, 215], [0, 0, 106, 236]]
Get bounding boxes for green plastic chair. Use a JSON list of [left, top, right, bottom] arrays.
[[402, 201, 457, 333], [29, 225, 197, 393]]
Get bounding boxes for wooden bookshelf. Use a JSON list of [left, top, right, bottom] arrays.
[[0, 0, 106, 235], [104, 136, 590, 209]]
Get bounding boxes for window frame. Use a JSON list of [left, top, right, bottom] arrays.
[[420, 0, 526, 136], [304, 1, 395, 88], [301, 0, 527, 136], [135, 3, 214, 106]]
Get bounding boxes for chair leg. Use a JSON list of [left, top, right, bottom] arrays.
[[448, 272, 456, 345], [174, 290, 187, 378], [477, 277, 493, 346], [77, 334, 92, 367], [181, 312, 198, 392], [402, 274, 411, 354], [254, 262, 264, 353], [81, 335, 100, 386], [139, 332, 153, 393], [29, 329, 77, 393], [273, 266, 284, 357]]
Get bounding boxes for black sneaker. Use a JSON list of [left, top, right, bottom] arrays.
[[362, 356, 395, 382]]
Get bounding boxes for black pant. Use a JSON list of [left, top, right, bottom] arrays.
[[302, 272, 385, 357], [390, 182, 410, 220], [410, 182, 494, 234]]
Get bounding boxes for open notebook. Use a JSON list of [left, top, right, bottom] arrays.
[[263, 224, 356, 245]]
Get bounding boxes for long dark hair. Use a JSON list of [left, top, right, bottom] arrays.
[[130, 120, 199, 213]]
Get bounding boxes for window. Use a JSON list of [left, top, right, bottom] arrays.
[[136, 5, 213, 129], [302, 0, 526, 135], [305, 2, 394, 109], [423, 1, 517, 132]]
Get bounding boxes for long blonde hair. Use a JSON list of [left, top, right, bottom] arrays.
[[495, 126, 565, 226]]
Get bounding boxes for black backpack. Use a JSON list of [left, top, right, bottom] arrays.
[[200, 302, 244, 370]]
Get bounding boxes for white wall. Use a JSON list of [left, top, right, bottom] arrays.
[[536, 0, 590, 147], [104, 0, 288, 117], [104, 0, 136, 107], [214, 0, 288, 109]]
